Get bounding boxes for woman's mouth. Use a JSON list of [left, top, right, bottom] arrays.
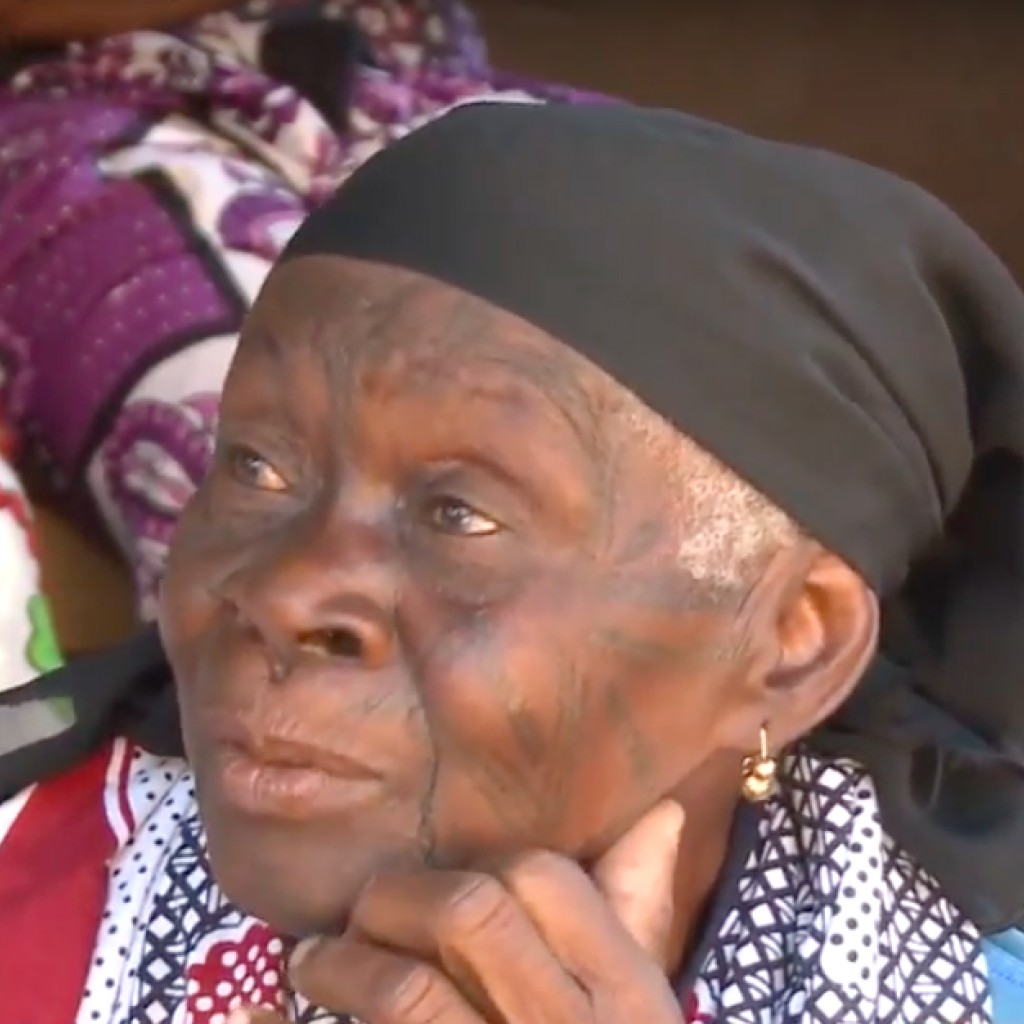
[[210, 733, 384, 820]]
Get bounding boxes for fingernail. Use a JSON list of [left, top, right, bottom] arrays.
[[226, 1011, 252, 1024], [289, 936, 317, 974]]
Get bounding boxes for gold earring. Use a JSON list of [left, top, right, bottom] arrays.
[[740, 725, 778, 802]]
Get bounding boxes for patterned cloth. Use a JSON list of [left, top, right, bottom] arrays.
[[0, 735, 992, 1023], [0, 0, 599, 617]]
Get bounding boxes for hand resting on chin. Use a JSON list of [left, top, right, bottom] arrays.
[[232, 801, 685, 1024]]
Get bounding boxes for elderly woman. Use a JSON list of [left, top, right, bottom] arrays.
[[4, 102, 1024, 1024]]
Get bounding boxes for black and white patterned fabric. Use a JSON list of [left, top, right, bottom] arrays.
[[77, 747, 991, 1023], [689, 754, 990, 1022]]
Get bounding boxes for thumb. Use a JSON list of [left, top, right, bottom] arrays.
[[591, 799, 685, 968]]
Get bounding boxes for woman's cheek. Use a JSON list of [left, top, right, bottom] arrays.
[[417, 579, 620, 848]]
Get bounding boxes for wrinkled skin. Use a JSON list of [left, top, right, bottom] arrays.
[[159, 256, 876, 956]]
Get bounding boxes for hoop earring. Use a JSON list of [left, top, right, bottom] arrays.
[[740, 725, 778, 803]]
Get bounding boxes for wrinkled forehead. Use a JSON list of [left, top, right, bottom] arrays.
[[231, 254, 612, 436]]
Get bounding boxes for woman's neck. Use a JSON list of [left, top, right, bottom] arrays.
[[664, 755, 746, 977]]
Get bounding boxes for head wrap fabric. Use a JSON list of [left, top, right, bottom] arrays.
[[282, 103, 986, 593], [280, 102, 1024, 931], [5, 101, 1024, 932]]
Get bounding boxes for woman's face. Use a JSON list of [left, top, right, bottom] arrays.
[[159, 256, 756, 936]]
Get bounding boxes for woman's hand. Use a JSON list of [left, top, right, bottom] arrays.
[[235, 800, 685, 1024]]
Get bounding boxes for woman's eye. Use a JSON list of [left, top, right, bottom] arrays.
[[223, 444, 288, 492], [425, 496, 501, 537]]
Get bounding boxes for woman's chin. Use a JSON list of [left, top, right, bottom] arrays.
[[211, 855, 357, 937], [202, 811, 419, 936]]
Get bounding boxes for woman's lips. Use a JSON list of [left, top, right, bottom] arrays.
[[209, 733, 384, 820]]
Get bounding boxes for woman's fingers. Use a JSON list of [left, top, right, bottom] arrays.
[[289, 934, 487, 1024], [271, 803, 684, 1024], [346, 867, 589, 1024]]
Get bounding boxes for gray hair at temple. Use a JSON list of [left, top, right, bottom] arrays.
[[618, 396, 800, 599]]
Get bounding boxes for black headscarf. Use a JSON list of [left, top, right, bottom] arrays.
[[6, 102, 1024, 931]]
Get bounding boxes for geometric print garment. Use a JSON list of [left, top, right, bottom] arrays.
[[689, 754, 991, 1023], [76, 745, 991, 1023]]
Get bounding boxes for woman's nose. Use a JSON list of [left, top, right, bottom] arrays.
[[217, 539, 395, 674]]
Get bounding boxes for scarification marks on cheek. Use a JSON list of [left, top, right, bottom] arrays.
[[602, 682, 658, 788], [414, 718, 442, 867], [409, 618, 592, 855], [457, 662, 556, 837]]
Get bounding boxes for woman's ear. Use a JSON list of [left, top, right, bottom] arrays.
[[761, 547, 879, 745]]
